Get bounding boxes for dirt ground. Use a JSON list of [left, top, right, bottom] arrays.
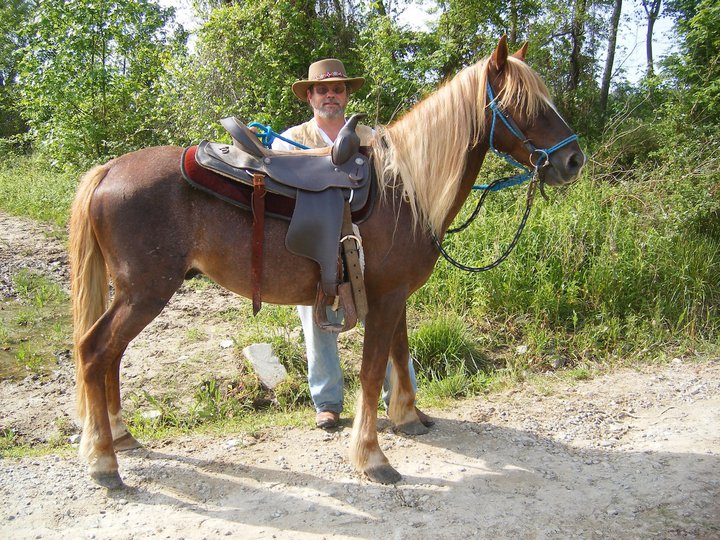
[[1, 210, 719, 539]]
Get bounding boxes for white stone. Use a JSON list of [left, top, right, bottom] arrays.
[[242, 343, 288, 389]]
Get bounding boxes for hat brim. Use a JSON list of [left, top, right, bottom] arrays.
[[292, 77, 365, 102]]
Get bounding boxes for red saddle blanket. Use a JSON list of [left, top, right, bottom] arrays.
[[180, 145, 374, 222]]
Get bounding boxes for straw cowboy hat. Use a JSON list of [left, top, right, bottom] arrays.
[[292, 58, 365, 102]]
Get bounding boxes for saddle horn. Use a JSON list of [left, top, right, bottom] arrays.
[[332, 113, 367, 166]]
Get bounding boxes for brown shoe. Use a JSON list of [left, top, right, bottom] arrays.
[[415, 407, 435, 427], [315, 410, 340, 429]]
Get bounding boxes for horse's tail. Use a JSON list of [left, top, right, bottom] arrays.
[[69, 164, 110, 422]]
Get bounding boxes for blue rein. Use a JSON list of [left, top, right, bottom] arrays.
[[248, 121, 309, 150]]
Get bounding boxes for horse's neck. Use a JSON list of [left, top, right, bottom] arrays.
[[439, 143, 489, 235]]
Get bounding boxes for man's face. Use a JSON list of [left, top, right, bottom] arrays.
[[307, 83, 349, 119]]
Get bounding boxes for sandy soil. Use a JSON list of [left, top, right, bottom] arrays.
[[1, 211, 718, 539]]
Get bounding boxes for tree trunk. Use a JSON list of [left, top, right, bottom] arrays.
[[600, 0, 622, 117], [509, 0, 518, 44], [642, 0, 662, 77], [569, 0, 587, 91]]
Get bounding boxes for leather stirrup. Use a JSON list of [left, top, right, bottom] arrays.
[[313, 282, 357, 333]]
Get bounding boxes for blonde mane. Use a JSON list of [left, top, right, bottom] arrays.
[[371, 56, 551, 237]]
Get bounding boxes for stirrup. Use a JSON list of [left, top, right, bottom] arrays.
[[313, 282, 357, 333]]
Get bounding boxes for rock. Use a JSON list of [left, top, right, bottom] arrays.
[[242, 343, 288, 389]]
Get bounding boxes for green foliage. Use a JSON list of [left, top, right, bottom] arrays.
[[17, 0, 186, 166], [354, 13, 438, 124], [0, 0, 31, 143], [13, 269, 68, 308], [165, 1, 360, 142], [663, 0, 720, 126], [1, 269, 71, 380], [413, 132, 720, 363]]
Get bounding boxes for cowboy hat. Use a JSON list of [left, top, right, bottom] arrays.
[[292, 58, 365, 102]]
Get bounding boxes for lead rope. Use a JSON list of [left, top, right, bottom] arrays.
[[432, 81, 578, 273], [432, 173, 539, 273]]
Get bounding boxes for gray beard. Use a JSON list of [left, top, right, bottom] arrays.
[[314, 104, 345, 119]]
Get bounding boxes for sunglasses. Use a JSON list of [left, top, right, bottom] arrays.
[[313, 84, 347, 95]]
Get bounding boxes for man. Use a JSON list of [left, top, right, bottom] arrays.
[[273, 58, 433, 430]]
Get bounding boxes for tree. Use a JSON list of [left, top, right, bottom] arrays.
[[17, 0, 186, 165], [664, 0, 720, 125], [642, 0, 662, 76], [600, 0, 623, 117], [165, 0, 363, 142], [0, 0, 32, 143]]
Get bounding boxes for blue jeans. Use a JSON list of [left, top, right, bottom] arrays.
[[297, 305, 418, 413]]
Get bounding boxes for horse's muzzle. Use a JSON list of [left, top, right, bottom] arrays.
[[540, 149, 586, 186]]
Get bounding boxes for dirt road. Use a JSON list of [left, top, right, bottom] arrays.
[[1, 211, 718, 539]]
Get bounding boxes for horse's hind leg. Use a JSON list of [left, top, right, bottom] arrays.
[[107, 355, 142, 452], [387, 309, 429, 435], [78, 286, 177, 488]]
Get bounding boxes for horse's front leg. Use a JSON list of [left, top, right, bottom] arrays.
[[350, 291, 406, 484], [387, 308, 429, 435]]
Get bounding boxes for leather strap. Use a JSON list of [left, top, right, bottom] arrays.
[[251, 172, 266, 315], [341, 202, 368, 322]]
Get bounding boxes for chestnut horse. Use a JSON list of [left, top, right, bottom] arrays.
[[70, 37, 584, 489]]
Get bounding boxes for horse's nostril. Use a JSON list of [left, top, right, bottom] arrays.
[[567, 151, 585, 173]]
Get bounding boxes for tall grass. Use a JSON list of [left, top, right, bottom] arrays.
[[412, 144, 720, 364], [0, 153, 77, 225]]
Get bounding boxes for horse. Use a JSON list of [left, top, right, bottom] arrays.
[[69, 36, 585, 489]]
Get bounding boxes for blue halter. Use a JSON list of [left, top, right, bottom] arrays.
[[475, 81, 578, 191]]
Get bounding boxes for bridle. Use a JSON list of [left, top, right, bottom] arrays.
[[432, 80, 579, 273]]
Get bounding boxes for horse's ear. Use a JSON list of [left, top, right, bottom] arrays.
[[512, 42, 529, 62], [491, 35, 509, 71]]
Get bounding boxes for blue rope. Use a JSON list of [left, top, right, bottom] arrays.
[[247, 122, 309, 150]]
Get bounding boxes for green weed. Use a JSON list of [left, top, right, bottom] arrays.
[[0, 322, 9, 346], [0, 153, 77, 226], [13, 269, 67, 308], [409, 312, 484, 379], [185, 328, 209, 343], [15, 343, 45, 373]]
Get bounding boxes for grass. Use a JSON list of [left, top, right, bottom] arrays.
[[0, 153, 78, 226], [0, 269, 71, 379]]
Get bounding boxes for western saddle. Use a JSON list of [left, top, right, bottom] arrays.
[[191, 115, 372, 332]]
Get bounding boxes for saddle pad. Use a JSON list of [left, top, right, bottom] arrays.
[[180, 146, 376, 222], [181, 145, 294, 219]]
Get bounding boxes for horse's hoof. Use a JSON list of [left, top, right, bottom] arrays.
[[365, 464, 402, 484], [113, 432, 143, 452], [91, 471, 124, 490], [395, 420, 430, 436]]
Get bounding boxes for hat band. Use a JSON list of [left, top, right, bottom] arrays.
[[314, 71, 347, 81]]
